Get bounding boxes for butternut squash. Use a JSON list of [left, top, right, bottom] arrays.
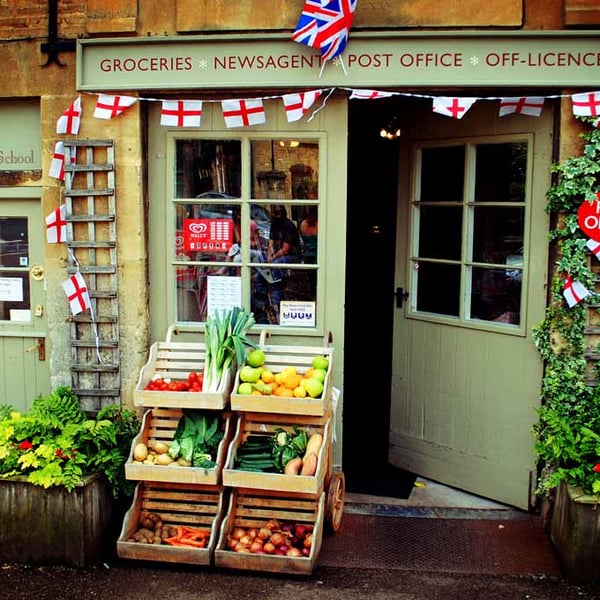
[[304, 433, 323, 459], [300, 452, 318, 476], [284, 457, 303, 475]]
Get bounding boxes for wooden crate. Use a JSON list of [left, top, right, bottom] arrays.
[[125, 408, 232, 485], [222, 412, 330, 494], [134, 340, 233, 409], [230, 343, 333, 416], [117, 481, 227, 565], [215, 488, 324, 575]]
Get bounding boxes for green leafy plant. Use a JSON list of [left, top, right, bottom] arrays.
[[533, 117, 600, 497], [0, 386, 140, 499]]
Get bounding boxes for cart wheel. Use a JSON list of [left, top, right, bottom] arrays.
[[325, 471, 345, 533]]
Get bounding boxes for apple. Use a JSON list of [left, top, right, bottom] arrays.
[[239, 365, 261, 383], [312, 356, 329, 371], [237, 382, 254, 394], [311, 368, 327, 383], [303, 377, 324, 398], [246, 349, 266, 368]]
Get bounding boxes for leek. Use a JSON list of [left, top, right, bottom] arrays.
[[202, 307, 258, 392]]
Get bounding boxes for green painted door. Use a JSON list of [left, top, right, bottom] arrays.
[[0, 196, 50, 412], [389, 102, 553, 509]]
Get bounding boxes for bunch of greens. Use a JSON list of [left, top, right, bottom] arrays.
[[0, 386, 140, 498], [168, 410, 224, 469], [272, 427, 308, 472], [202, 307, 258, 393]]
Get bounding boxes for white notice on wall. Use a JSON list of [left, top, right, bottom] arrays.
[[0, 277, 23, 302], [280, 301, 315, 327], [206, 276, 242, 318]]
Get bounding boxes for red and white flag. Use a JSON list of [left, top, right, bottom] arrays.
[[282, 91, 322, 122], [56, 95, 82, 135], [62, 272, 91, 315], [93, 94, 137, 120], [160, 100, 203, 127], [49, 141, 65, 180], [571, 91, 600, 117], [432, 97, 477, 119], [499, 96, 544, 117], [46, 204, 68, 244], [349, 89, 395, 100], [563, 274, 590, 308], [221, 99, 266, 128], [586, 238, 600, 260]]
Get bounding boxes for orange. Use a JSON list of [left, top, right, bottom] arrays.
[[283, 372, 302, 390]]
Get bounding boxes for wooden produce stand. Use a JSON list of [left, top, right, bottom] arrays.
[[215, 334, 345, 574]]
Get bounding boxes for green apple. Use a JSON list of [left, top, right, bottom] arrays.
[[311, 368, 327, 383], [246, 349, 266, 368], [303, 377, 324, 398], [239, 365, 261, 383], [237, 382, 254, 395], [312, 355, 329, 371]]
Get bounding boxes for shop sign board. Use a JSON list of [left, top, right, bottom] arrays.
[[0, 101, 41, 171], [78, 32, 600, 91], [577, 193, 600, 242]]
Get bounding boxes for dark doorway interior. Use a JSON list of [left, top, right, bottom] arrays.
[[343, 99, 416, 497]]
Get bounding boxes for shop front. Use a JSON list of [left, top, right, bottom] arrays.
[[1, 21, 599, 510]]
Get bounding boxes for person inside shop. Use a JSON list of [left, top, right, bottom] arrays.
[[299, 206, 318, 297], [267, 204, 300, 318]]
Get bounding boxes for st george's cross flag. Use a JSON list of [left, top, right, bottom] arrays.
[[571, 91, 600, 117], [62, 272, 91, 315], [221, 99, 266, 128], [586, 238, 600, 260], [160, 100, 203, 127], [499, 96, 545, 118], [282, 91, 322, 122], [46, 204, 68, 244], [49, 141, 66, 180], [432, 97, 478, 119], [292, 0, 358, 62], [93, 94, 137, 120], [349, 89, 395, 100], [563, 274, 590, 308], [56, 96, 82, 135]]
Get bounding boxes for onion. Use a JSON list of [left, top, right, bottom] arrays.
[[247, 528, 259, 539], [303, 533, 313, 549], [286, 547, 302, 557], [240, 535, 251, 546], [231, 527, 246, 541], [274, 548, 287, 556], [249, 541, 264, 553], [257, 527, 272, 540], [265, 519, 280, 531], [269, 532, 285, 547], [302, 547, 310, 557], [263, 542, 275, 554], [278, 544, 289, 553]]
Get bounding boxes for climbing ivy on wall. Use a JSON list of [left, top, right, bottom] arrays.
[[532, 117, 600, 497]]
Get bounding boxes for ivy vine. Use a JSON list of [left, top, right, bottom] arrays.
[[532, 117, 600, 497]]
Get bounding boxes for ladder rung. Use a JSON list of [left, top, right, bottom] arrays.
[[65, 188, 115, 196], [72, 388, 120, 397], [63, 139, 114, 148], [70, 340, 119, 348], [67, 241, 117, 249], [72, 364, 119, 373], [65, 164, 114, 173], [69, 315, 118, 324], [68, 215, 115, 222], [67, 266, 116, 275]]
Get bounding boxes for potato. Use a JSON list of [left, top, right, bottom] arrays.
[[152, 441, 170, 454], [155, 453, 174, 466], [133, 443, 148, 461]]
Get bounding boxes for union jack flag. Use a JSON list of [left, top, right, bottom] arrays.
[[292, 0, 358, 62]]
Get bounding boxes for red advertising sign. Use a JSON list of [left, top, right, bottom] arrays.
[[577, 192, 600, 242], [183, 219, 233, 253]]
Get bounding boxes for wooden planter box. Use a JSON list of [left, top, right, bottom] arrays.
[[117, 481, 227, 566], [230, 343, 333, 416], [222, 412, 331, 494], [0, 473, 117, 567], [125, 408, 232, 485], [215, 488, 325, 575], [550, 481, 600, 583]]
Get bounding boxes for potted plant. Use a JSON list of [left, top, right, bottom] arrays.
[[0, 385, 140, 566], [532, 116, 600, 582]]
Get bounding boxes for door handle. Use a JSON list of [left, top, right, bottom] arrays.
[[394, 287, 409, 308], [26, 338, 46, 361]]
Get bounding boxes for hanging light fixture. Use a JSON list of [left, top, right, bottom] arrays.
[[257, 140, 287, 198], [379, 116, 401, 140]]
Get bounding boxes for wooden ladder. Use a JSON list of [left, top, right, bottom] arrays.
[[63, 140, 120, 413]]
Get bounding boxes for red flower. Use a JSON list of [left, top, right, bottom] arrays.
[[18, 440, 33, 451], [593, 463, 600, 473]]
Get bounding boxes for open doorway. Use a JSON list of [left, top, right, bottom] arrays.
[[343, 98, 416, 498]]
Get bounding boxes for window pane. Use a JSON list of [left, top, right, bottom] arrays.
[[251, 140, 319, 200], [474, 142, 527, 203], [472, 206, 525, 264], [418, 206, 462, 260], [0, 217, 28, 267], [175, 140, 241, 198], [415, 262, 460, 316], [420, 146, 465, 202], [470, 267, 521, 325], [0, 271, 29, 320]]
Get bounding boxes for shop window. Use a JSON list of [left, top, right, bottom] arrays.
[[0, 217, 30, 321], [410, 140, 528, 329], [171, 137, 320, 327]]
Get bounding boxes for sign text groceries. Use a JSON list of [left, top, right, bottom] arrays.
[[98, 50, 600, 74]]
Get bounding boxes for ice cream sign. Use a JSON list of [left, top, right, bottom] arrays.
[[577, 193, 600, 242], [183, 218, 233, 252]]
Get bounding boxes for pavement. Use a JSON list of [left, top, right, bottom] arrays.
[[2, 478, 600, 600]]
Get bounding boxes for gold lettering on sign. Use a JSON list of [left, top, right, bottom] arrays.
[[86, 0, 137, 34]]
